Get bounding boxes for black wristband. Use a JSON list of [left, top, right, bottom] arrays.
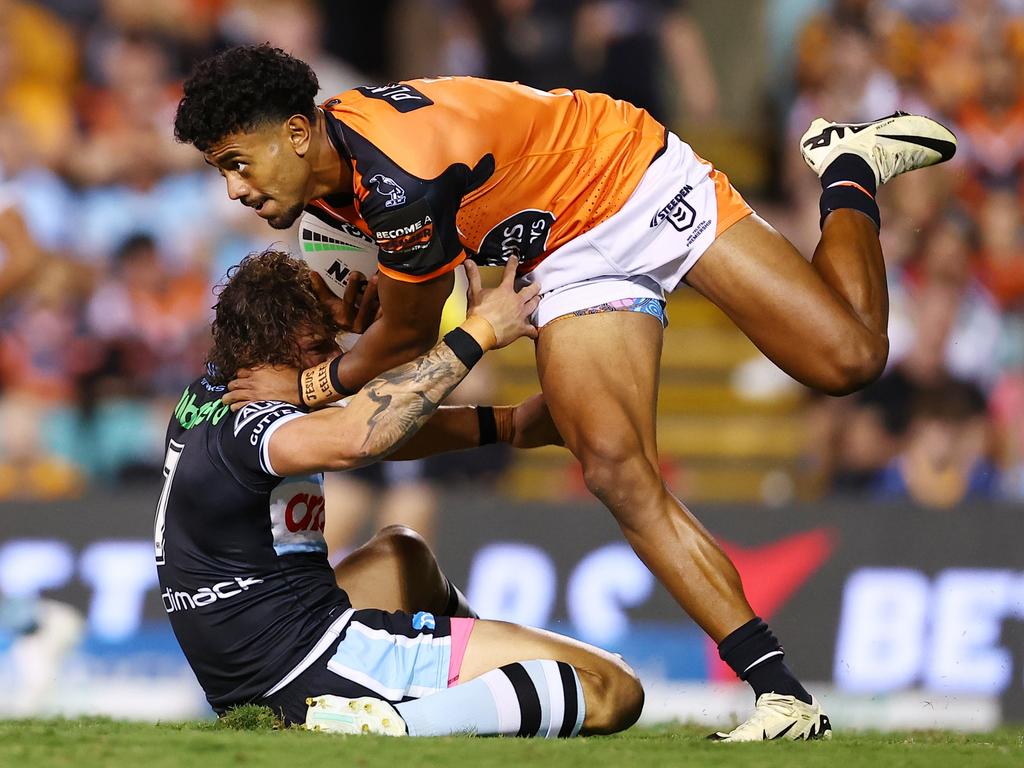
[[477, 406, 498, 446], [443, 327, 484, 369], [328, 355, 358, 396]]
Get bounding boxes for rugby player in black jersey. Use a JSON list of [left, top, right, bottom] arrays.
[[155, 249, 642, 737]]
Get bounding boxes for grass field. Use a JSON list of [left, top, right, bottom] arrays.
[[1, 712, 1021, 768]]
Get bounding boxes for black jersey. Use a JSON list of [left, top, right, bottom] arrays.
[[154, 376, 349, 713]]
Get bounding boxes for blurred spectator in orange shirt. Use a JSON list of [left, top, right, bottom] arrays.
[[955, 46, 1024, 204], [0, 0, 78, 167], [84, 233, 209, 396], [975, 188, 1024, 311], [69, 32, 197, 187]]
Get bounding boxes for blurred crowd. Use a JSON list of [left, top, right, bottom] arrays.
[[0, 0, 1022, 511]]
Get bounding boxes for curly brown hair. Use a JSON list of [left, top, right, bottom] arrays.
[[207, 249, 341, 385]]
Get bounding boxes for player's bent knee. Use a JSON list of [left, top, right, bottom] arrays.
[[581, 660, 645, 735], [368, 525, 436, 570], [821, 332, 888, 396]]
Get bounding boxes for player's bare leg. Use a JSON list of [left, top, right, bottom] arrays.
[[687, 113, 957, 397], [686, 210, 888, 395], [325, 525, 641, 736], [333, 525, 474, 617], [537, 311, 753, 640], [538, 308, 823, 740], [453, 618, 644, 735], [685, 114, 953, 741]]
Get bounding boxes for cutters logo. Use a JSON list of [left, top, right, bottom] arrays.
[[375, 216, 434, 253], [162, 576, 264, 613], [368, 174, 407, 208], [285, 492, 326, 533], [650, 185, 696, 232], [233, 402, 291, 446]]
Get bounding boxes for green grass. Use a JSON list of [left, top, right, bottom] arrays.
[[0, 714, 1020, 768]]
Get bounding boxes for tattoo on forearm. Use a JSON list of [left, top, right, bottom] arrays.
[[357, 342, 467, 455]]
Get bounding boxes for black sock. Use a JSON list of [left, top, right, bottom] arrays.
[[718, 617, 812, 704], [818, 153, 880, 230]]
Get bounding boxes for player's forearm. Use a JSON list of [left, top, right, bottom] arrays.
[[385, 404, 513, 461], [340, 319, 494, 463], [333, 310, 439, 394]]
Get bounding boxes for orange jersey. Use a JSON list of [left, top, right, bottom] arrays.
[[308, 77, 667, 283]]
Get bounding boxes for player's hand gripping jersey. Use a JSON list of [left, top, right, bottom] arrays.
[[309, 77, 670, 282]]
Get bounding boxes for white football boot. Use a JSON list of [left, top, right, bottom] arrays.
[[709, 693, 833, 742], [304, 694, 408, 736], [800, 112, 957, 186]]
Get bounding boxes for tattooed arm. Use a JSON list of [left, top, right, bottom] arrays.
[[266, 259, 542, 476]]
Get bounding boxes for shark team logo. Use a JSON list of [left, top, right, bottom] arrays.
[[368, 174, 407, 208]]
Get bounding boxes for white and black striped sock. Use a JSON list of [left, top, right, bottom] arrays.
[[396, 659, 586, 738]]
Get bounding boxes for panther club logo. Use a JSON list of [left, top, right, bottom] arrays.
[[367, 174, 407, 208], [650, 185, 696, 232]]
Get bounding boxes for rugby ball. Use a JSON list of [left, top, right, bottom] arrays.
[[297, 210, 379, 351]]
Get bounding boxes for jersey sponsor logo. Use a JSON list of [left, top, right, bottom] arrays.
[[375, 215, 434, 253], [270, 477, 329, 555], [174, 389, 230, 430], [233, 401, 295, 444], [478, 210, 555, 266], [285, 492, 326, 533], [304, 218, 374, 245], [367, 174, 407, 208], [650, 185, 696, 232], [355, 83, 435, 113], [162, 576, 264, 613]]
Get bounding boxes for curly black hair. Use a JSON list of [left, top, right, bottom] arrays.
[[207, 249, 341, 385], [175, 44, 319, 151]]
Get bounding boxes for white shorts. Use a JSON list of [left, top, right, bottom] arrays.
[[519, 131, 753, 326]]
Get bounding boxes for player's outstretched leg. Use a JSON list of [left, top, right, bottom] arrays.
[[305, 618, 644, 737]]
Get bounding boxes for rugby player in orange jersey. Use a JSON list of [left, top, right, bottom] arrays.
[[175, 44, 956, 741]]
